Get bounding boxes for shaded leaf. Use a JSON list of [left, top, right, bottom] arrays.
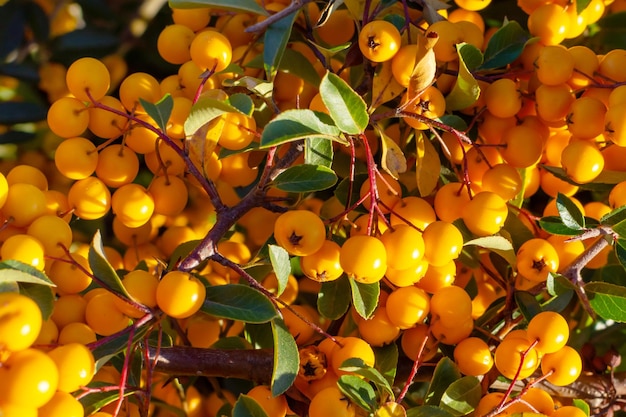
[[406, 405, 455, 417], [546, 273, 577, 297], [338, 375, 377, 413], [425, 357, 461, 406], [515, 291, 542, 322], [318, 276, 351, 319], [319, 71, 368, 135], [577, 0, 592, 14], [263, 10, 297, 79], [91, 322, 149, 362], [371, 60, 405, 109], [0, 102, 47, 124], [202, 284, 278, 323], [184, 96, 236, 138], [374, 343, 399, 390], [615, 239, 626, 273], [270, 317, 299, 396], [272, 164, 337, 192], [415, 132, 441, 197], [600, 205, 626, 227], [260, 109, 341, 148], [481, 21, 531, 70], [406, 31, 438, 102], [614, 221, 626, 239], [556, 193, 585, 230], [0, 260, 54, 286], [140, 94, 173, 133], [585, 282, 626, 322], [350, 279, 379, 319], [19, 282, 54, 321], [277, 47, 321, 87], [89, 231, 129, 297], [169, 0, 268, 16], [305, 137, 333, 168], [445, 43, 481, 111], [440, 376, 481, 416], [339, 357, 394, 399], [229, 93, 254, 115], [79, 382, 139, 416], [464, 235, 516, 267], [233, 394, 269, 417], [268, 244, 291, 297]]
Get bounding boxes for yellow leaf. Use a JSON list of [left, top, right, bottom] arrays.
[[375, 402, 406, 417], [375, 124, 407, 180], [187, 115, 225, 177], [415, 131, 440, 196], [371, 60, 406, 110], [405, 31, 438, 105]]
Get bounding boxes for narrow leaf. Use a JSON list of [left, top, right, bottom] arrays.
[[425, 357, 462, 406], [140, 94, 173, 133], [202, 284, 278, 323], [318, 276, 351, 319], [0, 260, 54, 286], [440, 376, 481, 416], [371, 60, 405, 109], [169, 0, 268, 16], [556, 193, 585, 230], [538, 216, 584, 236], [79, 382, 139, 417], [445, 43, 481, 111], [339, 357, 394, 399], [0, 102, 47, 124], [515, 291, 542, 322], [263, 10, 297, 79], [415, 132, 441, 197], [350, 279, 380, 319], [89, 231, 129, 297], [338, 375, 377, 413], [268, 244, 291, 297], [613, 220, 626, 238], [481, 21, 531, 70], [585, 282, 626, 322], [374, 343, 399, 390], [600, 205, 626, 227], [464, 235, 516, 267], [305, 137, 334, 168], [272, 164, 338, 192], [406, 31, 438, 102], [406, 405, 455, 417], [232, 395, 270, 417], [259, 109, 340, 148], [270, 317, 299, 396], [616, 239, 626, 270], [319, 71, 368, 135]]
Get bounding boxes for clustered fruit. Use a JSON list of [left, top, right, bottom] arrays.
[[1, 0, 625, 416]]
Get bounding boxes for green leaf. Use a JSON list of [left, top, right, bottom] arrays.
[[573, 399, 591, 416], [270, 317, 299, 396], [577, 0, 592, 14], [464, 235, 516, 267], [229, 93, 255, 115], [184, 97, 238, 138], [556, 193, 585, 230], [318, 276, 351, 319], [233, 394, 270, 417], [169, 0, 268, 15], [515, 291, 542, 322], [19, 282, 54, 321], [406, 405, 455, 417], [585, 282, 626, 322], [339, 357, 394, 399], [546, 273, 577, 297], [272, 164, 338, 192], [440, 376, 481, 416], [614, 221, 626, 239], [337, 375, 377, 413], [481, 21, 531, 70], [542, 165, 626, 191], [277, 48, 321, 87], [600, 205, 626, 227], [305, 137, 334, 168], [89, 231, 129, 297], [91, 322, 149, 363], [616, 239, 626, 270], [263, 10, 297, 79], [268, 244, 291, 297], [0, 260, 54, 286], [538, 216, 583, 236], [446, 43, 481, 111], [140, 94, 173, 133], [374, 343, 399, 390], [319, 71, 368, 135], [425, 357, 462, 406], [202, 284, 278, 323], [259, 109, 341, 148], [350, 279, 379, 319]]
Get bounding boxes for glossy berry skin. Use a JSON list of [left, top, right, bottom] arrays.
[[541, 345, 582, 386], [453, 337, 494, 376], [358, 20, 402, 63], [516, 238, 559, 282], [274, 210, 326, 257], [156, 271, 206, 319], [340, 235, 387, 284], [0, 292, 43, 352], [527, 311, 569, 354]]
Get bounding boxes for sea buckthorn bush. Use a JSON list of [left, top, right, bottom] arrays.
[[2, 0, 626, 416]]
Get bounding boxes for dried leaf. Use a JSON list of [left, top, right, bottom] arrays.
[[375, 124, 407, 179], [406, 31, 438, 104], [371, 60, 405, 110], [187, 115, 226, 178]]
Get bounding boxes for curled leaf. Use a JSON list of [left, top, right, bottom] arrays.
[[375, 124, 407, 180], [415, 131, 441, 196], [371, 60, 405, 110], [406, 31, 438, 105]]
